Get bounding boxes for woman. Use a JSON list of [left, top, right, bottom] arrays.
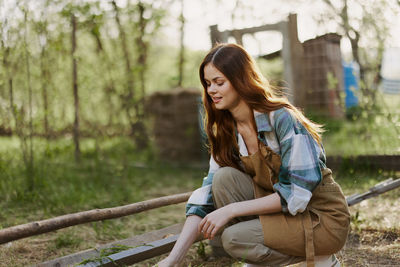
[[157, 43, 350, 267]]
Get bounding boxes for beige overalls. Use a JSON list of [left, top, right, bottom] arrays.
[[238, 142, 350, 267]]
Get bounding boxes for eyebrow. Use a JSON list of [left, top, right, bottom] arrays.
[[205, 76, 224, 82]]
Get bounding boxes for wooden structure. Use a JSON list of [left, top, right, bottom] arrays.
[[35, 224, 185, 267], [210, 14, 346, 118], [0, 192, 192, 245], [146, 88, 206, 162], [210, 14, 304, 107], [346, 178, 400, 206], [302, 33, 344, 118]]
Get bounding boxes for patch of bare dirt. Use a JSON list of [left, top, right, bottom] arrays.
[[339, 228, 400, 267]]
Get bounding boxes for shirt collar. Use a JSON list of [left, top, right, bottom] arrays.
[[254, 111, 272, 132]]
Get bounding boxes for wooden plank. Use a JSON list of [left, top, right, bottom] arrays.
[[219, 22, 282, 36], [1, 192, 192, 245], [78, 235, 179, 267], [35, 223, 184, 267], [346, 178, 400, 206]]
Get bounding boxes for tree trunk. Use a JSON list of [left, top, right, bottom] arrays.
[[177, 0, 185, 87], [89, 19, 116, 128], [23, 8, 35, 191], [71, 14, 81, 162], [111, 0, 135, 125], [40, 46, 50, 139], [133, 1, 149, 150]]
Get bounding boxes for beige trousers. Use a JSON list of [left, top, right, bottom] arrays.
[[211, 167, 304, 266]]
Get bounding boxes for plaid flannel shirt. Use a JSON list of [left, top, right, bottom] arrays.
[[186, 107, 326, 217]]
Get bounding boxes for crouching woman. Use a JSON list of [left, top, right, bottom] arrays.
[[156, 43, 350, 267]]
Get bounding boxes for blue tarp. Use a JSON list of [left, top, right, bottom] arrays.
[[342, 61, 359, 108]]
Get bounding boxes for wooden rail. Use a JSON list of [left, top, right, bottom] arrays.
[[346, 178, 400, 206], [0, 192, 192, 245]]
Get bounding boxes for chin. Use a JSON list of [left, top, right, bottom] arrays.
[[214, 104, 227, 110]]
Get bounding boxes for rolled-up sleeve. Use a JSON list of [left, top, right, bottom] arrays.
[[272, 109, 322, 216], [186, 155, 220, 218]]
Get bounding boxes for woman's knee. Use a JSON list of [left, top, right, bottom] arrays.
[[212, 167, 242, 192], [221, 226, 238, 256]]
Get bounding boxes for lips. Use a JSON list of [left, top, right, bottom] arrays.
[[212, 96, 222, 103]]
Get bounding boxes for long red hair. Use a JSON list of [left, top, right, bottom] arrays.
[[199, 43, 324, 169]]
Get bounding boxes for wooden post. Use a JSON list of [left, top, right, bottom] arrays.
[[210, 25, 220, 46], [279, 20, 293, 103], [210, 24, 228, 46], [231, 30, 243, 46], [280, 14, 304, 106], [288, 13, 305, 108]]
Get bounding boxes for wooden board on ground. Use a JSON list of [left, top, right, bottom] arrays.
[[78, 235, 179, 267], [34, 223, 184, 267]]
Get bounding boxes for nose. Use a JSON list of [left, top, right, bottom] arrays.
[[207, 84, 217, 95]]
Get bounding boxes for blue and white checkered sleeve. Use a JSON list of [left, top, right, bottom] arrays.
[[272, 109, 322, 216], [185, 155, 220, 218]]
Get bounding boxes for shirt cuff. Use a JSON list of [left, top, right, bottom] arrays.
[[286, 183, 312, 215], [185, 204, 214, 218]]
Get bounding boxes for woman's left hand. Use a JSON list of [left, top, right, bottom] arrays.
[[198, 205, 234, 240]]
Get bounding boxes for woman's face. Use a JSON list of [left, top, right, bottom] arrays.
[[204, 63, 241, 111]]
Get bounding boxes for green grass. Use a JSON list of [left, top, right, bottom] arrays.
[[322, 117, 399, 156], [310, 93, 400, 156], [0, 136, 205, 229]]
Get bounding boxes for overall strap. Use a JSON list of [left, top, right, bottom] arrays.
[[302, 209, 315, 267]]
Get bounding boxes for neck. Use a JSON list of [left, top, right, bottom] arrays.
[[229, 100, 253, 128]]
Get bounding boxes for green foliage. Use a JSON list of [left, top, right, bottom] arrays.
[[77, 244, 134, 266], [350, 211, 365, 233], [0, 0, 180, 137], [195, 240, 207, 260], [308, 92, 400, 156]]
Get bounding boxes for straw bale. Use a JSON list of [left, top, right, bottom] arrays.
[[147, 88, 206, 162]]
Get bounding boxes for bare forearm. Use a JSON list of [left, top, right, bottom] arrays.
[[163, 215, 202, 265], [198, 193, 282, 241], [230, 192, 282, 217]]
